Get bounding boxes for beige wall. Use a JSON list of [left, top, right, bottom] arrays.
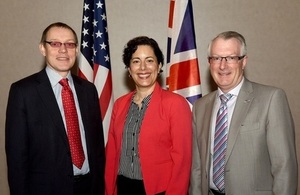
[[0, 0, 299, 194]]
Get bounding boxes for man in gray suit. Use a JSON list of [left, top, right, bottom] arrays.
[[189, 31, 297, 195]]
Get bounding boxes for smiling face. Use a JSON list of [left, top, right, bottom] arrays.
[[39, 26, 78, 77], [209, 37, 247, 93], [128, 45, 162, 92]]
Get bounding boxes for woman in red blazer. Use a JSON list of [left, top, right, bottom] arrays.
[[105, 36, 192, 195]]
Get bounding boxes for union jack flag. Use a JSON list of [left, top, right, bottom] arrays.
[[78, 0, 113, 144], [166, 0, 202, 107]]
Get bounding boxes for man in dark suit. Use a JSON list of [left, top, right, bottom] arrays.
[[189, 31, 297, 195], [5, 22, 105, 195]]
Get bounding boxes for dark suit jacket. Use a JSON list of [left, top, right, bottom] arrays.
[[5, 69, 105, 195], [189, 78, 297, 195]]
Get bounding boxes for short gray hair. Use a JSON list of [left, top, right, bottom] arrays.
[[207, 31, 247, 56]]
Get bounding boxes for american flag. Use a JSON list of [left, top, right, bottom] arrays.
[[78, 0, 113, 144], [166, 0, 202, 107]]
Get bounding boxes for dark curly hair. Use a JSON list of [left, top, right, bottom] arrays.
[[122, 36, 164, 72]]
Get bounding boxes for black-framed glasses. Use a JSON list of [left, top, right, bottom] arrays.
[[208, 55, 245, 64], [44, 41, 77, 49]]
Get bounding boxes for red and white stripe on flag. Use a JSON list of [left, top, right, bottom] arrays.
[[166, 0, 202, 108], [78, 0, 113, 145]]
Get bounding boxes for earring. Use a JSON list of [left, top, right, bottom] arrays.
[[158, 69, 163, 75]]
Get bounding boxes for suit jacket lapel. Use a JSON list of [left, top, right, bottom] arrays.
[[72, 75, 85, 117], [36, 69, 70, 147], [225, 79, 254, 163], [204, 92, 217, 174], [72, 75, 92, 152]]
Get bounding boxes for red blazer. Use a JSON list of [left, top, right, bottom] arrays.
[[105, 83, 192, 195]]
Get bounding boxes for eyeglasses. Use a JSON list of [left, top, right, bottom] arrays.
[[208, 55, 245, 64], [44, 41, 77, 49]]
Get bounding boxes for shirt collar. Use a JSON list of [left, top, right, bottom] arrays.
[[217, 77, 244, 97], [45, 66, 72, 88]]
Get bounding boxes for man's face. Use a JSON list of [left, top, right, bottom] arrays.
[[209, 37, 247, 93], [39, 27, 78, 77]]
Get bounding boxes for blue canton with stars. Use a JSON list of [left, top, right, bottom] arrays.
[[80, 0, 111, 70]]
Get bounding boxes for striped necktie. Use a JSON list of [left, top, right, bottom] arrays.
[[213, 93, 233, 192]]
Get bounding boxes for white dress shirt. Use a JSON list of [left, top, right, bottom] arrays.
[[209, 77, 244, 190], [46, 66, 89, 175]]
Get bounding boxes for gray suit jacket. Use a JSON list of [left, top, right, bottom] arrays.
[[189, 78, 297, 195]]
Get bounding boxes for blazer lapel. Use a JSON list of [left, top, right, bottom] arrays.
[[72, 76, 89, 137], [72, 76, 85, 118], [204, 92, 217, 174], [36, 70, 70, 147], [225, 79, 254, 163]]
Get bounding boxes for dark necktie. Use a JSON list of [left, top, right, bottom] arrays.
[[59, 78, 85, 169], [213, 93, 233, 192]]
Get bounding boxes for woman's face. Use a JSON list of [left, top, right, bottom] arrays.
[[128, 45, 162, 91]]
